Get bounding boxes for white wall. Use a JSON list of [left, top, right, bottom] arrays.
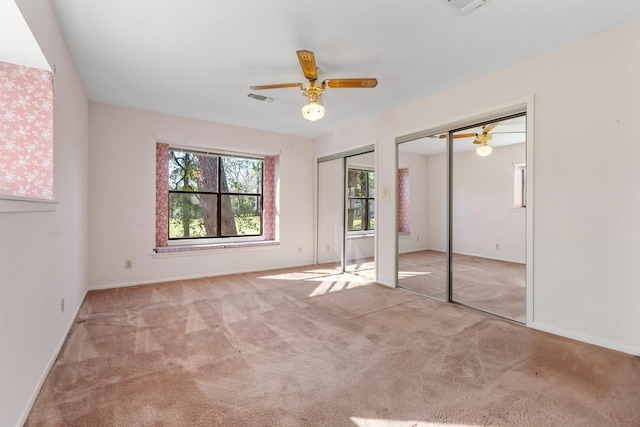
[[397, 151, 430, 254], [398, 143, 526, 263], [0, 1, 89, 426], [426, 153, 447, 252], [314, 20, 640, 355], [88, 103, 314, 289], [452, 143, 526, 263], [317, 158, 343, 264]]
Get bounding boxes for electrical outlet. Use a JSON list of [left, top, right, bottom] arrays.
[[496, 243, 500, 249], [61, 298, 65, 313], [326, 245, 330, 251], [298, 247, 302, 254], [125, 260, 132, 269]]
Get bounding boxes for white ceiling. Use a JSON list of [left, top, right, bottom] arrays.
[[49, 0, 640, 139]]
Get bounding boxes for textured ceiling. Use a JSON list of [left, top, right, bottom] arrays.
[[50, 0, 640, 139]]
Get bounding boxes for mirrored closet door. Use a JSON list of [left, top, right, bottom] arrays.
[[451, 115, 526, 322], [396, 113, 527, 323], [396, 135, 447, 300]]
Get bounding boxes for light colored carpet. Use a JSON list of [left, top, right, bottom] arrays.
[[26, 265, 640, 426], [398, 251, 526, 322]]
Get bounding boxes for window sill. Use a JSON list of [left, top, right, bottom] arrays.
[[347, 232, 374, 240], [0, 195, 58, 213], [153, 240, 280, 257]]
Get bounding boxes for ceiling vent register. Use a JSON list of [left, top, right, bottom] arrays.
[[447, 0, 487, 16], [247, 93, 274, 102]]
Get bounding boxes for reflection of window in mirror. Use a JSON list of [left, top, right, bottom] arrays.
[[514, 163, 526, 208], [347, 168, 375, 232]]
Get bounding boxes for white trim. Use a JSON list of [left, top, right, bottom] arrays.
[[17, 289, 88, 427], [166, 235, 267, 246], [88, 260, 312, 291], [531, 322, 640, 356], [153, 241, 280, 258], [451, 250, 525, 265], [157, 138, 279, 158], [347, 232, 374, 240], [0, 195, 58, 213], [394, 95, 531, 144]]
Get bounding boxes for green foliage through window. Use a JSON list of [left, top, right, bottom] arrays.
[[347, 168, 375, 231], [168, 149, 263, 239]]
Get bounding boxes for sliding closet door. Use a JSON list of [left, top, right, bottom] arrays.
[[317, 146, 376, 276], [451, 115, 526, 322], [396, 135, 448, 300], [317, 158, 344, 273]]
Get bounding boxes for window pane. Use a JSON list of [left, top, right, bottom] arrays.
[[348, 170, 367, 197], [169, 150, 218, 192], [368, 199, 375, 230], [222, 157, 263, 194], [367, 172, 375, 197], [348, 199, 363, 231], [169, 193, 218, 238], [221, 195, 262, 236]]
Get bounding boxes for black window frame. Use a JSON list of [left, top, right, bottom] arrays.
[[168, 148, 264, 240]]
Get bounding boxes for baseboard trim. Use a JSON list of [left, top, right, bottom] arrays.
[[530, 321, 640, 356], [17, 289, 89, 427], [88, 261, 317, 291]]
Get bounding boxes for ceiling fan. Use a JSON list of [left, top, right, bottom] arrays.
[[250, 50, 378, 121], [437, 122, 524, 156]]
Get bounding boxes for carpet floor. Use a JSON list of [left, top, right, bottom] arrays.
[[26, 265, 640, 426], [398, 251, 526, 322]]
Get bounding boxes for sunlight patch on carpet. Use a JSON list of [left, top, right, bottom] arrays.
[[350, 418, 481, 427], [398, 270, 432, 279]]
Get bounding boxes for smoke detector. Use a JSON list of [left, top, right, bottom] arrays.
[[447, 0, 488, 16]]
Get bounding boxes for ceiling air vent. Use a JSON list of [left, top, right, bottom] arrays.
[[447, 0, 487, 16], [247, 93, 274, 102]]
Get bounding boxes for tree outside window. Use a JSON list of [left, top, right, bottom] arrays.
[[347, 168, 375, 231], [168, 148, 263, 239]]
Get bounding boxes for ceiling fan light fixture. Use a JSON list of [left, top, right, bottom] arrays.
[[476, 143, 492, 157], [301, 100, 325, 121]]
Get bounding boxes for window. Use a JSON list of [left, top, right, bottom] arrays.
[[347, 168, 375, 231], [168, 148, 263, 239], [514, 163, 526, 208], [0, 61, 54, 201], [0, 3, 56, 213]]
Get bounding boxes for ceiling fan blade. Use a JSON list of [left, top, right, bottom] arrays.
[[323, 78, 378, 88], [250, 83, 303, 90], [482, 122, 499, 134], [296, 50, 318, 81], [438, 133, 477, 139]]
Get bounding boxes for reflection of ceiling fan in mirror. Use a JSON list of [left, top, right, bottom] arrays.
[[250, 50, 378, 122], [437, 122, 525, 157]]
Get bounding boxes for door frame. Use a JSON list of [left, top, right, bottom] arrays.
[[394, 96, 534, 325], [316, 144, 376, 274]]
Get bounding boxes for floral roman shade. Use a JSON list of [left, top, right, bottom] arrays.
[[0, 61, 54, 199]]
